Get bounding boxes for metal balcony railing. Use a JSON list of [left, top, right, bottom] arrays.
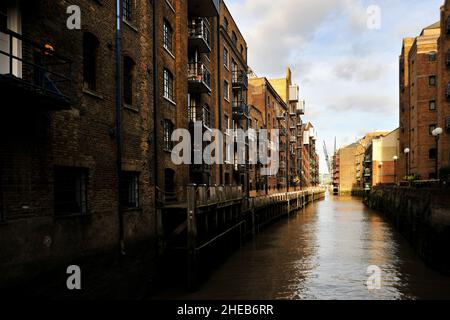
[[0, 27, 72, 109], [232, 101, 249, 119], [232, 70, 248, 90], [188, 18, 211, 53], [188, 105, 211, 128], [188, 62, 211, 93]]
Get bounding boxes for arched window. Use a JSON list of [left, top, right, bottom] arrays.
[[223, 17, 229, 31], [83, 32, 99, 91], [123, 56, 135, 105]]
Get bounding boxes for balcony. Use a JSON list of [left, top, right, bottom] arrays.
[[188, 62, 211, 93], [232, 101, 249, 119], [188, 18, 211, 53], [188, 105, 211, 128], [296, 100, 305, 115], [0, 28, 72, 111], [289, 84, 299, 102], [232, 70, 248, 91], [188, 0, 220, 17]]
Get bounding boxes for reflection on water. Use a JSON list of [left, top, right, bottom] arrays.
[[159, 193, 450, 300]]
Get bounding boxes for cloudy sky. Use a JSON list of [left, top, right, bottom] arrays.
[[226, 0, 443, 173]]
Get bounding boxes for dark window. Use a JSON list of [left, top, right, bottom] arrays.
[[164, 169, 176, 194], [429, 148, 437, 160], [203, 105, 211, 128], [224, 80, 229, 100], [232, 31, 237, 46], [429, 52, 437, 61], [163, 19, 173, 53], [54, 167, 88, 216], [120, 172, 139, 208], [163, 119, 174, 151], [0, 4, 7, 30], [429, 75, 437, 86], [224, 47, 229, 68], [430, 124, 437, 135], [429, 100, 436, 111], [123, 56, 134, 105], [240, 45, 244, 55], [223, 17, 229, 31], [123, 0, 132, 21], [163, 68, 174, 101], [83, 33, 99, 91]]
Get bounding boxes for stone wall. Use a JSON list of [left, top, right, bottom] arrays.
[[364, 186, 450, 274]]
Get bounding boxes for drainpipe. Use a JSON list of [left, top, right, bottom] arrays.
[[151, 0, 159, 252], [264, 84, 268, 196], [217, 16, 223, 185], [115, 0, 125, 255]]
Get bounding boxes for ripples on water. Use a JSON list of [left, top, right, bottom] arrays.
[[159, 194, 450, 300]]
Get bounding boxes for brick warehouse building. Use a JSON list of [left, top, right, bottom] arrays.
[[0, 0, 315, 296], [0, 0, 158, 297], [399, 22, 440, 180], [438, 1, 450, 170]]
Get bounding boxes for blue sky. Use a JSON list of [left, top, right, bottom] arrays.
[[226, 0, 443, 173]]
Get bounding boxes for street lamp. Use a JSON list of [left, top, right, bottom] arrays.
[[404, 148, 410, 177], [432, 127, 443, 180], [393, 156, 398, 185]]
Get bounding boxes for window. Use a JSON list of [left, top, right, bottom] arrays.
[[429, 52, 437, 61], [203, 105, 211, 128], [430, 124, 437, 135], [163, 119, 174, 151], [223, 17, 229, 31], [123, 56, 135, 105], [163, 68, 174, 101], [429, 75, 437, 86], [83, 33, 99, 91], [163, 20, 173, 53], [429, 100, 436, 111], [0, 4, 6, 30], [429, 148, 437, 160], [232, 31, 237, 46], [224, 80, 229, 101], [123, 0, 132, 22], [54, 167, 88, 216], [224, 114, 229, 130], [120, 172, 139, 209], [240, 45, 244, 56], [224, 47, 229, 69]]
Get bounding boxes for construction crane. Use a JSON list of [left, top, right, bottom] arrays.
[[323, 141, 332, 174]]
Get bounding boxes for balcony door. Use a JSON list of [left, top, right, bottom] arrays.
[[0, 1, 22, 77]]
